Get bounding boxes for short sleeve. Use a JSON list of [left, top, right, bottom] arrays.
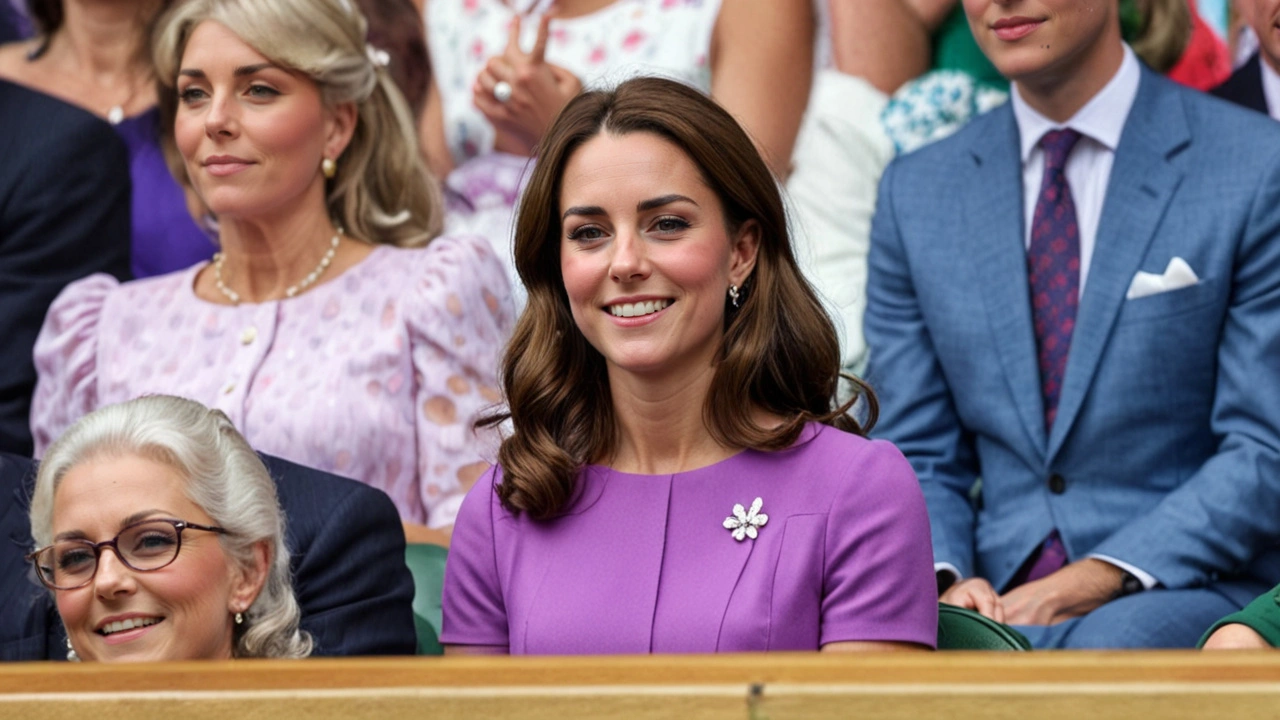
[[440, 466, 510, 648], [30, 273, 119, 457], [821, 439, 939, 648], [405, 234, 515, 528]]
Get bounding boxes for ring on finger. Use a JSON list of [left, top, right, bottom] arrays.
[[493, 80, 513, 103]]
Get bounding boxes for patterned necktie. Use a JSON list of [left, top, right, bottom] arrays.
[[1027, 128, 1083, 431], [1010, 129, 1083, 590]]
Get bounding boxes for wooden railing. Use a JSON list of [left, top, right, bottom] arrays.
[[2, 652, 1280, 719]]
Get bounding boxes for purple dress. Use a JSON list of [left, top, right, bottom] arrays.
[[441, 424, 939, 653], [113, 108, 217, 278]]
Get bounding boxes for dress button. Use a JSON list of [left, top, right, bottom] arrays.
[[1048, 473, 1066, 494], [240, 327, 257, 345]]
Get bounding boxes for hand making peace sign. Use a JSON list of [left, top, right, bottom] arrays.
[[472, 10, 583, 158]]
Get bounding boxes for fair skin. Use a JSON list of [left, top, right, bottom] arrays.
[[962, 0, 1126, 122], [829, 0, 949, 95], [174, 20, 367, 304], [173, 21, 437, 543], [1203, 623, 1272, 649], [446, 131, 921, 654], [50, 453, 268, 662], [0, 0, 162, 121], [422, 0, 812, 179], [939, 0, 1130, 625], [1245, 0, 1280, 76]]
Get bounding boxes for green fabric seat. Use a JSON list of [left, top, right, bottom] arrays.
[[404, 543, 449, 656], [937, 603, 1032, 651]]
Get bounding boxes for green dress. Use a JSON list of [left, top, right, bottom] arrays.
[[1199, 584, 1280, 648]]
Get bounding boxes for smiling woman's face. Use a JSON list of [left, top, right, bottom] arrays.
[[172, 20, 345, 221], [51, 453, 254, 662], [558, 130, 758, 381]]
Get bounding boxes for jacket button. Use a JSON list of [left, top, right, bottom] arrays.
[[1048, 473, 1066, 494]]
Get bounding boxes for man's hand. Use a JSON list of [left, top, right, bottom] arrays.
[[940, 577, 1005, 623], [999, 558, 1124, 626], [472, 12, 583, 158], [1202, 624, 1272, 650]]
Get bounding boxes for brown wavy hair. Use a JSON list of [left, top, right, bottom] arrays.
[[479, 76, 876, 520]]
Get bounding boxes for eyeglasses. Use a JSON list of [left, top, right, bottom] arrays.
[[26, 519, 228, 591]]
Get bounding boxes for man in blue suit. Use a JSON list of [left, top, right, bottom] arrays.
[[865, 0, 1280, 648]]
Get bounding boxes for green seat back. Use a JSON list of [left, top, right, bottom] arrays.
[[937, 603, 1032, 650], [404, 543, 449, 656]]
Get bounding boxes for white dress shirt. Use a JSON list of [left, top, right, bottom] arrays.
[[1012, 45, 1140, 294], [938, 46, 1158, 592], [1259, 54, 1280, 122]]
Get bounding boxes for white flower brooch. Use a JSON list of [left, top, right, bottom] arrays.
[[724, 497, 768, 541]]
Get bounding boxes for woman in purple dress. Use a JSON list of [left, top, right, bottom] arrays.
[[441, 76, 938, 655]]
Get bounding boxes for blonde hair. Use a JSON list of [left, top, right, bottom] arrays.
[[30, 396, 312, 659], [1131, 0, 1192, 73], [152, 0, 442, 246]]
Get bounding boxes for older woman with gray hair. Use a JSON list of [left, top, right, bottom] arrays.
[[31, 0, 513, 544], [28, 394, 309, 661]]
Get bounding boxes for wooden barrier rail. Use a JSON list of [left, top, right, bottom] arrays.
[[2, 652, 1280, 719]]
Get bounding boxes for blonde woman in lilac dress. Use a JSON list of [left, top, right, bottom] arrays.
[[31, 0, 513, 542]]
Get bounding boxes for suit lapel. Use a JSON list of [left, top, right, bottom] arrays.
[[1048, 70, 1188, 458], [963, 107, 1048, 457]]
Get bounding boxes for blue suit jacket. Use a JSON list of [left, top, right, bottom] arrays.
[[865, 67, 1280, 603], [0, 452, 417, 660]]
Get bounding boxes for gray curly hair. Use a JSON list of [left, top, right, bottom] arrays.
[[29, 395, 312, 659]]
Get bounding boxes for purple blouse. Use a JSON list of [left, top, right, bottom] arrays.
[[113, 109, 217, 279], [441, 424, 939, 653], [31, 236, 514, 527]]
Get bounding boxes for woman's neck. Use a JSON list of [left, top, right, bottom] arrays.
[[55, 1, 155, 76], [14, 1, 162, 119], [215, 204, 343, 304], [606, 361, 734, 475]]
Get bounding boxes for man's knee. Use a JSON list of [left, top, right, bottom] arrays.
[[1058, 591, 1239, 649]]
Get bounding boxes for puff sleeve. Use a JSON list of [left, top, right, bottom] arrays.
[[404, 234, 514, 528], [29, 273, 119, 457]]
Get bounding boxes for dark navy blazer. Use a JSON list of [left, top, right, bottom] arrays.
[[0, 80, 131, 457], [1211, 53, 1270, 117]]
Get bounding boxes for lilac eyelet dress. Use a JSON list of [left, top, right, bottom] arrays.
[[31, 235, 514, 528]]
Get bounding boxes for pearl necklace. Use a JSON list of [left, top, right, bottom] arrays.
[[212, 231, 342, 305]]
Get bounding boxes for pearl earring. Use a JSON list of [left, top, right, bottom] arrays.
[[66, 637, 79, 662], [321, 157, 336, 179], [728, 284, 741, 308], [235, 612, 244, 626]]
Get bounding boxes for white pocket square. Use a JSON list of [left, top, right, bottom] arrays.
[[1125, 257, 1199, 300]]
